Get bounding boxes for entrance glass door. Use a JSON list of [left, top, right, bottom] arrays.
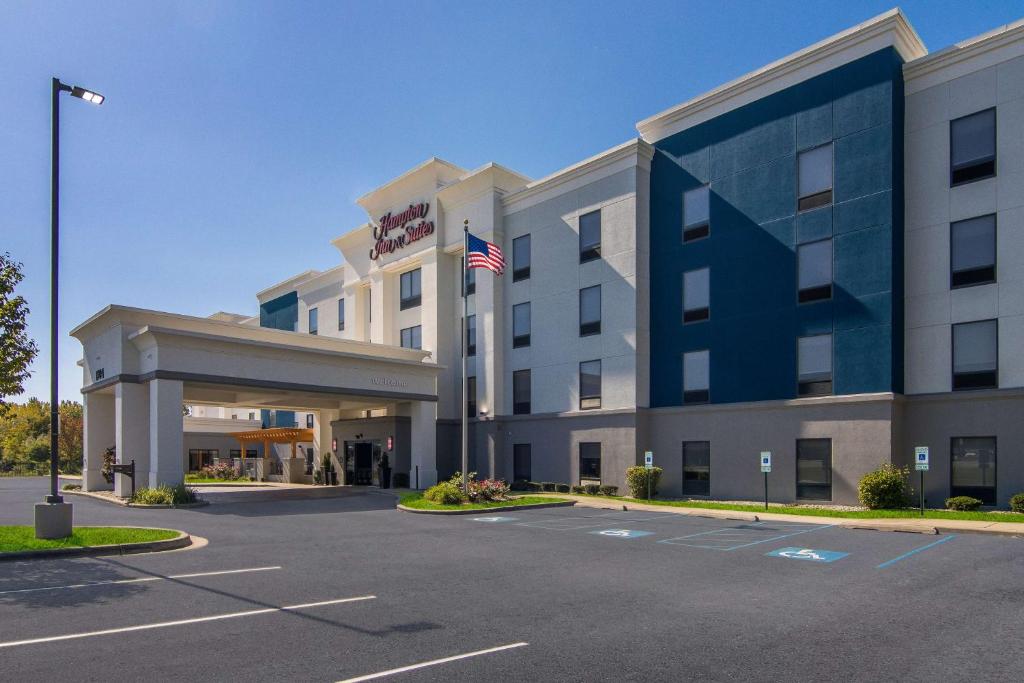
[[345, 440, 383, 485]]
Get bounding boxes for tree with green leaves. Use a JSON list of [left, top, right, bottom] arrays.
[[0, 253, 38, 415]]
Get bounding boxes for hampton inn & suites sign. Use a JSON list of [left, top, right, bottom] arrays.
[[370, 202, 434, 260]]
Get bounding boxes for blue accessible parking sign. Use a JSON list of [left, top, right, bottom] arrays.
[[767, 547, 849, 563]]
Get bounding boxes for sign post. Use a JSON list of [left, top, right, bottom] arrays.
[[914, 446, 929, 516], [644, 451, 653, 500], [760, 452, 772, 511]]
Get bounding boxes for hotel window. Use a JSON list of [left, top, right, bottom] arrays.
[[798, 334, 832, 396], [466, 315, 476, 357], [513, 302, 531, 348], [683, 349, 709, 403], [683, 185, 710, 242], [797, 143, 833, 212], [462, 257, 476, 296], [513, 443, 532, 482], [579, 285, 601, 336], [682, 441, 710, 496], [230, 449, 258, 459], [798, 239, 833, 303], [951, 215, 996, 288], [579, 209, 601, 263], [248, 412, 255, 420], [337, 298, 345, 331], [400, 325, 422, 350], [953, 320, 998, 390], [400, 268, 421, 310], [951, 108, 996, 186], [306, 414, 314, 428], [188, 449, 218, 471], [513, 369, 531, 415], [308, 307, 318, 335], [796, 438, 832, 501], [579, 359, 601, 410], [513, 234, 531, 281], [466, 376, 477, 417], [683, 267, 710, 323], [951, 436, 997, 506], [579, 442, 601, 481]]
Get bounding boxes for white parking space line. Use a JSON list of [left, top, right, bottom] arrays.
[[0, 595, 376, 649], [0, 566, 283, 595], [336, 642, 529, 682]]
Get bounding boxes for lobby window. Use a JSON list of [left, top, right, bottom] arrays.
[[798, 239, 833, 303], [579, 442, 601, 482], [798, 334, 832, 396], [951, 215, 996, 288], [308, 307, 318, 335], [683, 185, 710, 242], [953, 320, 998, 390], [466, 376, 477, 417], [400, 268, 421, 310], [188, 449, 218, 471], [682, 441, 710, 496], [683, 267, 710, 323], [338, 298, 345, 331], [797, 143, 833, 212], [951, 108, 996, 186], [513, 302, 531, 348], [513, 369, 531, 415], [513, 443, 532, 482], [306, 414, 314, 429], [579, 209, 601, 263], [513, 234, 531, 281], [462, 257, 476, 297], [951, 436, 997, 506], [248, 412, 255, 420], [400, 325, 422, 350], [796, 438, 832, 501], [579, 359, 601, 410], [466, 315, 476, 357], [683, 349, 709, 403], [579, 285, 601, 336]]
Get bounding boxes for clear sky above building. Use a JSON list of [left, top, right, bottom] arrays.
[[2, 0, 1020, 402]]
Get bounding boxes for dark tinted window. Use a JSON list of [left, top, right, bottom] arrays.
[[513, 302, 530, 348], [400, 269, 421, 310], [580, 360, 601, 410], [683, 185, 710, 242], [466, 376, 476, 418], [513, 235, 531, 281], [580, 285, 601, 336], [579, 442, 601, 481], [513, 369, 531, 415], [308, 307, 318, 335], [338, 298, 345, 330], [951, 436, 996, 505], [579, 210, 601, 263], [798, 239, 833, 303], [951, 108, 996, 186], [683, 350, 709, 404], [513, 444, 531, 481], [798, 144, 833, 212], [683, 441, 710, 496], [683, 268, 710, 323], [953, 320, 997, 390], [466, 315, 476, 357], [400, 325, 422, 349], [951, 215, 996, 288], [798, 334, 832, 396], [796, 438, 831, 500]]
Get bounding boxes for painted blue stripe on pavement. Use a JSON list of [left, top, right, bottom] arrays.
[[876, 535, 956, 569]]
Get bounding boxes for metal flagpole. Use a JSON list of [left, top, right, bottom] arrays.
[[461, 220, 469, 495]]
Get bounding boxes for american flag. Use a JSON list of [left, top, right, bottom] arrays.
[[466, 233, 505, 275]]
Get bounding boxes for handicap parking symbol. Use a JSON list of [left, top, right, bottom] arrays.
[[590, 529, 655, 539], [767, 547, 848, 563], [472, 516, 517, 523]]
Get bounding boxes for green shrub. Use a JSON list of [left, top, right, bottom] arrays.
[[599, 485, 618, 496], [132, 484, 198, 506], [583, 483, 600, 495], [541, 482, 556, 492], [857, 463, 911, 509], [1010, 493, 1024, 513], [945, 495, 983, 511], [424, 481, 464, 505], [526, 481, 541, 492], [62, 483, 81, 491], [625, 466, 662, 499], [555, 483, 570, 493], [570, 485, 585, 494]]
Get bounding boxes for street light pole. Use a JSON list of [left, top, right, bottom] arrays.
[[36, 76, 104, 539]]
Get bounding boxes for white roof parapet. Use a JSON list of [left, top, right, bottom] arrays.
[[903, 16, 1024, 94], [635, 8, 927, 143]]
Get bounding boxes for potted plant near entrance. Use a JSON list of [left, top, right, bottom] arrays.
[[379, 453, 391, 489], [321, 452, 336, 486]]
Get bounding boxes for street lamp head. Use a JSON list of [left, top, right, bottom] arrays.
[[69, 85, 104, 105]]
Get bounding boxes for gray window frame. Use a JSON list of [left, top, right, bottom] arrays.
[[950, 108, 996, 186], [797, 143, 833, 212], [513, 369, 531, 415], [579, 285, 601, 336], [400, 268, 422, 310], [513, 302, 531, 348], [579, 210, 601, 263], [579, 359, 601, 410], [513, 234, 531, 281], [950, 214, 997, 289]]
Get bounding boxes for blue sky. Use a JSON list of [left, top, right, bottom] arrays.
[[2, 0, 1020, 402]]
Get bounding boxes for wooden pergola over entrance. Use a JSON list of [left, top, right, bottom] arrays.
[[229, 427, 316, 463]]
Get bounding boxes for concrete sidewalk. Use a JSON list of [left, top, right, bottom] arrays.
[[540, 493, 1024, 537]]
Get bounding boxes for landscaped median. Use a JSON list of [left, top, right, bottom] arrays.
[[0, 526, 191, 561], [398, 493, 573, 514]]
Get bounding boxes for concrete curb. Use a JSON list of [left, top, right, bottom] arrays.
[[0, 528, 192, 562], [63, 489, 208, 509], [397, 500, 576, 515]]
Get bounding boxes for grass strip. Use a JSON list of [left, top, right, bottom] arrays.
[[0, 526, 180, 553]]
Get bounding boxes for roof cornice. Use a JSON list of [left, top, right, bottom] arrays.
[[903, 17, 1024, 93], [636, 8, 926, 143]]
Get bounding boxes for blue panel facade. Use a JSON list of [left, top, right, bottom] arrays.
[[649, 48, 905, 407]]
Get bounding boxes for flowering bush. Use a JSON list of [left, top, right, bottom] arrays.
[[199, 462, 244, 481], [441, 472, 511, 502]]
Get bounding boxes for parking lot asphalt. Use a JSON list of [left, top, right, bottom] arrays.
[[2, 476, 1023, 682]]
